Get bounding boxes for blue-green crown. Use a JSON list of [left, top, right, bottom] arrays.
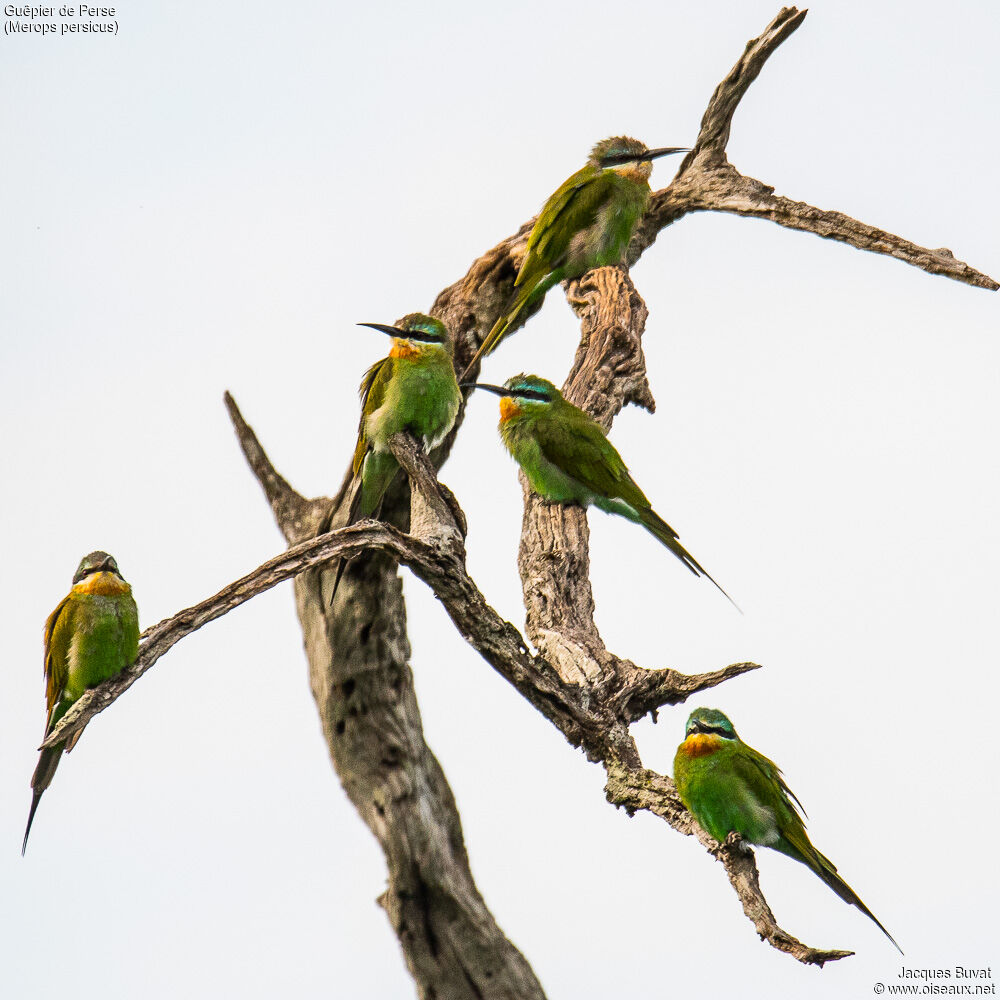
[[398, 313, 448, 344], [502, 373, 560, 402], [590, 136, 649, 166], [685, 707, 738, 740]]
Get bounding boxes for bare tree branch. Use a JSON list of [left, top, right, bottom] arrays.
[[42, 520, 392, 751], [242, 6, 992, 977], [43, 9, 990, 991], [646, 162, 998, 289], [231, 264, 853, 968], [695, 6, 809, 154], [616, 661, 761, 724], [514, 264, 852, 965], [44, 385, 792, 976], [224, 390, 328, 542], [243, 397, 547, 996], [389, 430, 753, 748], [600, 764, 853, 966], [436, 7, 993, 374], [632, 6, 999, 289], [46, 411, 748, 764]]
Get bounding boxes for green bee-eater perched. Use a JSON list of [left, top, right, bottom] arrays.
[[330, 313, 461, 596], [462, 136, 686, 378], [673, 708, 901, 953], [464, 374, 732, 603], [23, 551, 139, 854]]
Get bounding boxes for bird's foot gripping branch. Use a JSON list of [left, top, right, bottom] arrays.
[[219, 261, 848, 975], [37, 7, 997, 998]]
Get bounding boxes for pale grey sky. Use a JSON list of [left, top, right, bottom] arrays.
[[1, 1, 997, 997]]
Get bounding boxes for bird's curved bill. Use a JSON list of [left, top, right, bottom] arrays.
[[357, 322, 403, 337], [646, 146, 689, 160], [460, 383, 508, 397]]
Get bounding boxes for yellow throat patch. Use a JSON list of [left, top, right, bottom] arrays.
[[72, 572, 131, 597], [390, 339, 421, 360], [499, 397, 521, 422], [680, 733, 724, 759], [615, 161, 652, 184]]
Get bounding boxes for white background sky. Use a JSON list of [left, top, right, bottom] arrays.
[[1, 1, 997, 997]]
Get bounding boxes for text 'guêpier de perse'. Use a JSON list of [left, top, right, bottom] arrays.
[[4, 5, 115, 17]]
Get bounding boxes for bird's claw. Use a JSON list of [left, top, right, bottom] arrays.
[[724, 832, 751, 854]]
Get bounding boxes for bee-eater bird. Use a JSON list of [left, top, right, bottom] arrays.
[[461, 136, 687, 379], [23, 551, 139, 854], [464, 374, 732, 604], [673, 707, 902, 953], [329, 313, 462, 597]]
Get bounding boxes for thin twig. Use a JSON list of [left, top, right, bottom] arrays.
[[47, 9, 987, 987], [42, 522, 394, 750]]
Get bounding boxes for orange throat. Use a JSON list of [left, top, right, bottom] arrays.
[[390, 339, 421, 360], [615, 162, 652, 184], [680, 733, 723, 759], [72, 572, 131, 597], [499, 397, 521, 422]]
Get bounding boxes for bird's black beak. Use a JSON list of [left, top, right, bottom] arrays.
[[645, 146, 689, 160], [358, 322, 403, 338], [98, 556, 115, 573], [461, 383, 508, 397]]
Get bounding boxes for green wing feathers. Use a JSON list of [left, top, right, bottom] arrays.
[[734, 745, 809, 823], [475, 271, 562, 365], [532, 408, 641, 503], [517, 165, 612, 290], [528, 409, 733, 601], [23, 747, 62, 854], [736, 747, 902, 953], [352, 355, 400, 519], [354, 357, 392, 476], [637, 508, 733, 604], [25, 586, 139, 853], [804, 844, 902, 952], [463, 168, 618, 376], [638, 508, 704, 577], [43, 596, 73, 727], [357, 450, 399, 520], [331, 358, 397, 605], [678, 722, 900, 951]]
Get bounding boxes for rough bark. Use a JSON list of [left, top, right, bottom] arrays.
[[44, 6, 997, 996]]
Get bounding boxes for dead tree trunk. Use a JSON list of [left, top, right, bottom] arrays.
[[46, 8, 996, 998]]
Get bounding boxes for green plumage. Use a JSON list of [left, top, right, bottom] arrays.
[[463, 136, 685, 377], [23, 551, 139, 853], [470, 374, 729, 600], [330, 314, 461, 597], [352, 320, 460, 517], [673, 707, 901, 952]]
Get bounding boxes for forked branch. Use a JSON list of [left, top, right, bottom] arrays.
[[437, 7, 993, 380], [43, 9, 992, 995]]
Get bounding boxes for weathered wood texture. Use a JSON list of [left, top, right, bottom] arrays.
[[45, 7, 996, 996]]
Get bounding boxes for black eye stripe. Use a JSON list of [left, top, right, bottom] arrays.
[[73, 567, 111, 583], [511, 389, 551, 402], [689, 723, 732, 738], [600, 153, 641, 166]]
